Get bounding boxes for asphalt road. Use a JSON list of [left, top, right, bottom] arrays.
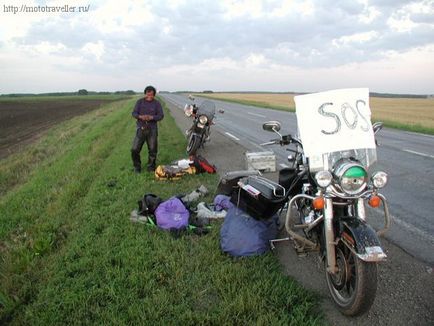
[[161, 93, 434, 265]]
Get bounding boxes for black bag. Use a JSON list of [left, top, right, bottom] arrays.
[[216, 170, 261, 195], [138, 194, 163, 216], [230, 176, 286, 220]]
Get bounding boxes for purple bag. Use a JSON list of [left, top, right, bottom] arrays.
[[214, 195, 234, 211], [155, 197, 189, 230]]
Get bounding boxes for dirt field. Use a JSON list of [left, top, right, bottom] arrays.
[[0, 97, 126, 159], [199, 93, 434, 131]]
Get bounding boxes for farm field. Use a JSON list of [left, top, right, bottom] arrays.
[[0, 96, 321, 325], [0, 95, 129, 159], [196, 93, 434, 134]]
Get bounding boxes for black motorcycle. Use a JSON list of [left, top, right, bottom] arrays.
[[260, 120, 391, 316], [218, 118, 391, 316], [184, 100, 216, 155]]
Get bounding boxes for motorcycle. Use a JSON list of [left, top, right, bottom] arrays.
[[184, 99, 216, 155], [259, 118, 391, 316]]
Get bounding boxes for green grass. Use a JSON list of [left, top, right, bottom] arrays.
[[0, 97, 322, 324], [381, 121, 434, 135]]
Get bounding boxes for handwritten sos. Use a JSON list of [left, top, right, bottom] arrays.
[[318, 100, 370, 135]]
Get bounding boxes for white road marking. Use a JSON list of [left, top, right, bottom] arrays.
[[224, 132, 240, 141], [391, 215, 434, 243], [279, 163, 289, 168], [247, 112, 266, 118], [404, 131, 434, 139], [402, 149, 434, 159]]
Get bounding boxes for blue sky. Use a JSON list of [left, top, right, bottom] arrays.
[[0, 0, 433, 94]]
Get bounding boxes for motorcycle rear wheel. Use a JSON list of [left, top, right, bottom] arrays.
[[325, 243, 378, 316], [187, 133, 201, 156]]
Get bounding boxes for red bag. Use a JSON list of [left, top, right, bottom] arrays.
[[190, 155, 217, 174]]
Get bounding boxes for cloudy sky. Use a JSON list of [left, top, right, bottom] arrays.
[[0, 0, 433, 94]]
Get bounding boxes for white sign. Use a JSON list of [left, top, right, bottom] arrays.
[[294, 88, 376, 158]]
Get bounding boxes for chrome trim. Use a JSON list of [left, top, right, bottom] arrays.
[[376, 193, 391, 236], [341, 239, 387, 262], [327, 185, 373, 200], [324, 198, 337, 274], [269, 237, 290, 250], [357, 198, 366, 221], [284, 194, 318, 251], [306, 215, 324, 233]]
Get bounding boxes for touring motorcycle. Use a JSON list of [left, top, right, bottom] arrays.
[[218, 89, 391, 316], [258, 115, 391, 316], [184, 98, 216, 155]]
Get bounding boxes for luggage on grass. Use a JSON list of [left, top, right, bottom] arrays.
[[220, 206, 278, 257]]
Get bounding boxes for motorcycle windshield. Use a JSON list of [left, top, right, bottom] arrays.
[[197, 100, 216, 120], [294, 88, 377, 172], [318, 148, 377, 172]]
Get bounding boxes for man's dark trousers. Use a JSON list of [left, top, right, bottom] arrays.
[[131, 127, 158, 171]]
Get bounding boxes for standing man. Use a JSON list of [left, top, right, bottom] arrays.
[[131, 85, 164, 173]]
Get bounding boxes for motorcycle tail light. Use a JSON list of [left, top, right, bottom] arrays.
[[368, 195, 381, 208]]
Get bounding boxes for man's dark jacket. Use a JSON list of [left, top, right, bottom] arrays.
[[132, 98, 164, 129]]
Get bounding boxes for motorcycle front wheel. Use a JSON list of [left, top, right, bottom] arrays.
[[325, 243, 378, 316], [187, 132, 201, 156]]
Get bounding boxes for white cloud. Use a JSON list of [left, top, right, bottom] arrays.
[[221, 0, 264, 19], [245, 53, 267, 66], [82, 41, 105, 62], [0, 0, 433, 93], [333, 31, 379, 46]]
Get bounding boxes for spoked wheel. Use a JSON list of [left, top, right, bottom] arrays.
[[186, 132, 201, 156], [325, 243, 378, 316]]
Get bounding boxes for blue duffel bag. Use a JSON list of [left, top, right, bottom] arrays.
[[220, 206, 278, 257]]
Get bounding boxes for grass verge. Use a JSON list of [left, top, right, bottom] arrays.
[[0, 97, 322, 324]]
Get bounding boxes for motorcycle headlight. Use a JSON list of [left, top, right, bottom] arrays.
[[334, 163, 368, 195], [199, 115, 208, 124], [372, 171, 388, 189], [315, 170, 333, 188]]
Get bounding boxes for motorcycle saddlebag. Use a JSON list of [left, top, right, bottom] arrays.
[[230, 176, 286, 220], [217, 170, 261, 195]]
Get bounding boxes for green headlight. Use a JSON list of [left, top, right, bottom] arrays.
[[343, 166, 367, 179], [334, 163, 368, 195], [341, 166, 367, 194]]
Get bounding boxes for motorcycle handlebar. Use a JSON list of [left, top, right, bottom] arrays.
[[260, 134, 297, 146], [260, 139, 280, 146]]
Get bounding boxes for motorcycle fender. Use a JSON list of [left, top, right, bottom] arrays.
[[341, 219, 387, 262]]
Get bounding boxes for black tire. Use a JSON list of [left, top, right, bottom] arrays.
[[187, 133, 201, 156], [325, 243, 378, 316]]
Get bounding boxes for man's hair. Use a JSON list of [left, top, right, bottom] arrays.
[[144, 85, 156, 95]]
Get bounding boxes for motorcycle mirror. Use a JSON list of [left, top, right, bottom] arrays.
[[262, 121, 281, 133], [218, 108, 225, 114], [372, 122, 383, 135]]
